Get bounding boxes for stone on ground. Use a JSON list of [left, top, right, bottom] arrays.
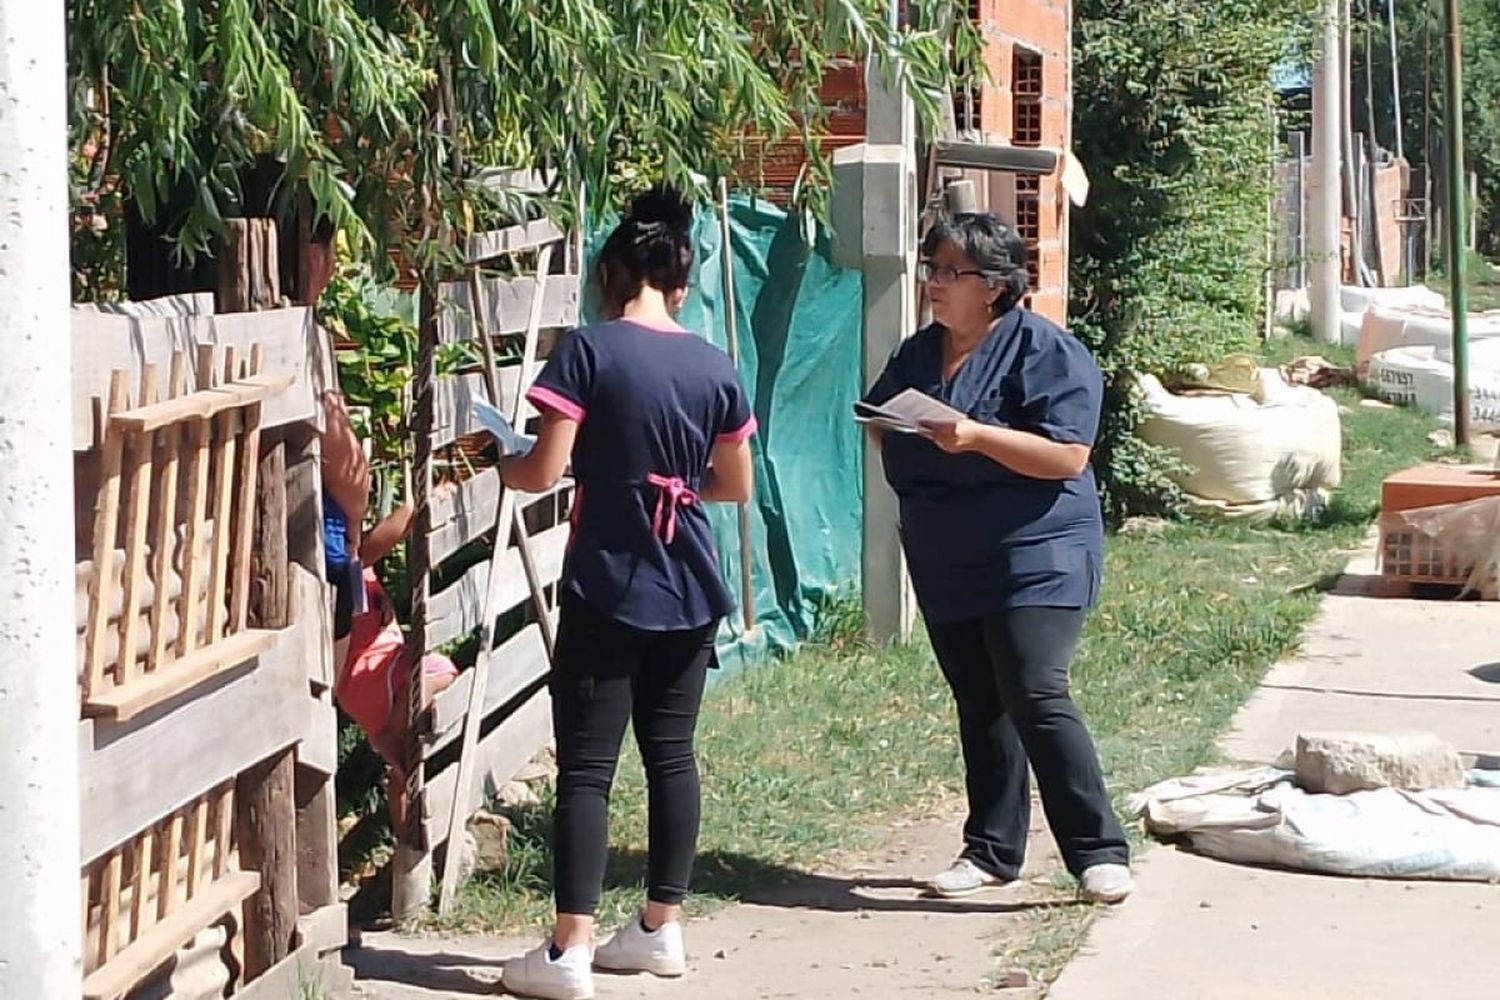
[[1293, 731, 1465, 794]]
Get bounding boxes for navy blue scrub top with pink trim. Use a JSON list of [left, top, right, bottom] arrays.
[[527, 319, 757, 632], [863, 308, 1105, 623]]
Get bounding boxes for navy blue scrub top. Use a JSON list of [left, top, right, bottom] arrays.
[[527, 319, 757, 632], [863, 308, 1105, 622]]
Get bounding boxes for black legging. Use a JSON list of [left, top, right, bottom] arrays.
[[925, 606, 1128, 879], [549, 592, 717, 915]]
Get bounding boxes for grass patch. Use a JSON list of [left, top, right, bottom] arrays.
[[447, 339, 1442, 981]]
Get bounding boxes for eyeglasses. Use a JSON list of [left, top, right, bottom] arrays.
[[917, 260, 989, 286]]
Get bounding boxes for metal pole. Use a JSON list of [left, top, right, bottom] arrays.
[[1388, 0, 1405, 163], [1311, 0, 1345, 343], [1444, 0, 1470, 447], [717, 178, 756, 635], [0, 3, 82, 996]]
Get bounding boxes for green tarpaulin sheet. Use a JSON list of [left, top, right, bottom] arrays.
[[584, 197, 866, 671]]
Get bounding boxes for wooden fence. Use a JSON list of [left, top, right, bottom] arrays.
[[391, 217, 580, 915], [72, 303, 348, 999]]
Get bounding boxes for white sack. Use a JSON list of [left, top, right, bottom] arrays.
[[1137, 370, 1343, 509], [1132, 767, 1500, 881], [1364, 341, 1500, 430]]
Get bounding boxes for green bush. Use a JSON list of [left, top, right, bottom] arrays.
[[1070, 0, 1317, 519]]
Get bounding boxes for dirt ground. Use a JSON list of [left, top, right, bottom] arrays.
[[349, 808, 1069, 999]]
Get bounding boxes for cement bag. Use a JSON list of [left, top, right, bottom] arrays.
[[1137, 370, 1343, 516], [1340, 283, 1446, 313], [1356, 306, 1500, 375], [1364, 340, 1500, 430], [1131, 767, 1500, 882], [1339, 310, 1366, 348]]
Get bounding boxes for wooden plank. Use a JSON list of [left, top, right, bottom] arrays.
[[77, 622, 307, 864], [429, 472, 571, 566], [432, 369, 523, 449], [158, 813, 184, 918], [99, 851, 123, 966], [82, 628, 275, 722], [245, 435, 285, 634], [70, 309, 331, 450], [187, 799, 209, 899], [294, 769, 340, 912], [115, 367, 159, 685], [232, 931, 344, 1000], [429, 468, 501, 565], [85, 372, 130, 698], [290, 564, 335, 693], [147, 356, 189, 673], [206, 347, 240, 641], [438, 273, 580, 343], [237, 748, 298, 978], [82, 870, 261, 1000], [109, 373, 294, 434], [215, 787, 235, 879], [425, 622, 552, 755], [425, 688, 553, 847], [437, 245, 557, 912], [216, 217, 281, 313], [298, 687, 339, 776], [297, 902, 347, 954], [177, 351, 215, 658], [425, 522, 570, 649], [462, 217, 565, 263], [129, 830, 154, 940]]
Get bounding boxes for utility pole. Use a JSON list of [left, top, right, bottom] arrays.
[[1310, 0, 1345, 343], [0, 3, 83, 997], [832, 0, 917, 643], [1444, 0, 1470, 446]]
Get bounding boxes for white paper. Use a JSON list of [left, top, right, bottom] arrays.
[[472, 398, 537, 457], [853, 389, 965, 432]]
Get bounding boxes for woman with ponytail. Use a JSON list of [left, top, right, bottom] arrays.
[[500, 186, 756, 1000]]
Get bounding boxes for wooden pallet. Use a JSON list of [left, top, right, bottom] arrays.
[[82, 782, 260, 1000], [79, 345, 291, 721]]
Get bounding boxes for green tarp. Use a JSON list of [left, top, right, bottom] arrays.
[[584, 197, 866, 670]]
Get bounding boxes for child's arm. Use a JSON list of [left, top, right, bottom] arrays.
[[358, 502, 414, 567], [321, 392, 371, 550]]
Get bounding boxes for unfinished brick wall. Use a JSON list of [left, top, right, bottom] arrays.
[[974, 0, 1072, 323], [739, 0, 1074, 325]]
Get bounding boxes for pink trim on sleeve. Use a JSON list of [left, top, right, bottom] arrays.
[[716, 414, 758, 445], [526, 385, 586, 423]]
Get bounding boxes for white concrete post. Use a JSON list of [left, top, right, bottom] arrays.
[[1309, 0, 1344, 343], [0, 3, 82, 997], [828, 43, 919, 645]]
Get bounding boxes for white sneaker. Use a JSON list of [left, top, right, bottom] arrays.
[[594, 913, 687, 977], [925, 858, 1006, 898], [1079, 863, 1134, 904], [501, 942, 595, 1000]]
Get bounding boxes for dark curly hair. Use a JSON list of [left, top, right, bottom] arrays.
[[921, 212, 1030, 317], [596, 184, 695, 315]]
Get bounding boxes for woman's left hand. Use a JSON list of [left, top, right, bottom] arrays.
[[919, 418, 980, 454]]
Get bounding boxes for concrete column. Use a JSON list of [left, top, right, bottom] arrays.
[[1309, 0, 1344, 343], [0, 3, 83, 997], [832, 46, 918, 644]]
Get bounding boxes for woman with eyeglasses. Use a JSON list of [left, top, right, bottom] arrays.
[[862, 212, 1131, 904]]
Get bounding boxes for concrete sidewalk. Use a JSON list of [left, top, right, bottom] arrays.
[[1049, 547, 1500, 1000]]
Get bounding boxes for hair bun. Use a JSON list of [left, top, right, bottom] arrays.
[[627, 184, 694, 236]]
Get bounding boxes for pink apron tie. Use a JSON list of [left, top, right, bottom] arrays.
[[646, 474, 698, 544]]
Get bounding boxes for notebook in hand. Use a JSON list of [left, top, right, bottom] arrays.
[[853, 389, 965, 433]]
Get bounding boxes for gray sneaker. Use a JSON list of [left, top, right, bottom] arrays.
[[1079, 863, 1134, 904], [926, 858, 1005, 898]]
